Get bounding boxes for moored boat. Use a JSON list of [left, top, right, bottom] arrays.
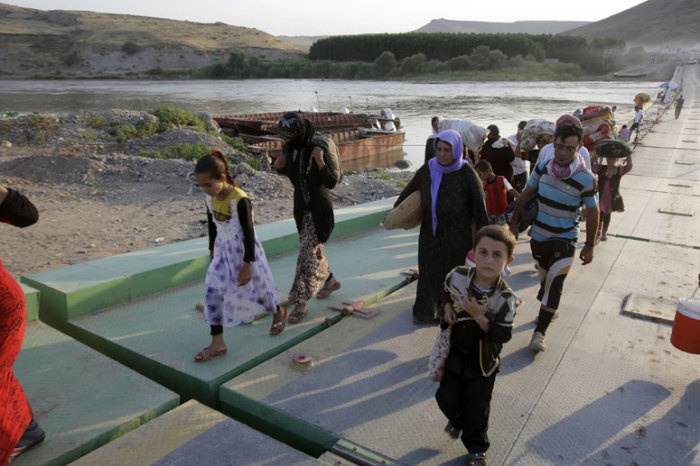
[[246, 127, 406, 172], [215, 110, 406, 171], [213, 110, 402, 138]]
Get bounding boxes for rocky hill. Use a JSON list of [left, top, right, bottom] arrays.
[[413, 19, 589, 35], [0, 3, 303, 78], [566, 0, 700, 47]]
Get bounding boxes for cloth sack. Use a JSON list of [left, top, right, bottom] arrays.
[[438, 119, 488, 153], [383, 191, 423, 230], [505, 196, 538, 232], [634, 93, 651, 106], [520, 119, 555, 152], [312, 134, 342, 186], [428, 325, 452, 382]]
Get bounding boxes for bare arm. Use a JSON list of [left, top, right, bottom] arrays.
[[580, 205, 599, 265], [273, 154, 287, 172], [619, 156, 633, 176], [508, 185, 536, 239]]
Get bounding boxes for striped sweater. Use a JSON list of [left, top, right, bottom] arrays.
[[528, 160, 598, 242]]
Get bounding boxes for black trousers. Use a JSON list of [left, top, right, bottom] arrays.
[[435, 358, 497, 454]]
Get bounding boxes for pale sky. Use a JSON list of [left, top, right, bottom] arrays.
[[3, 0, 647, 36]]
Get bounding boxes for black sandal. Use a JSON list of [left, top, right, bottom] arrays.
[[288, 304, 307, 324], [316, 279, 341, 299]]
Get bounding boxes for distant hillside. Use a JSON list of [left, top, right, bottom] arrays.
[[0, 3, 303, 78], [566, 0, 700, 47], [414, 19, 589, 35], [279, 36, 327, 54]]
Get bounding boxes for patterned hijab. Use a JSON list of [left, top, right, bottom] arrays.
[[428, 130, 465, 235]]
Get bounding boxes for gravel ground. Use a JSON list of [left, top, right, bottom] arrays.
[[0, 111, 414, 278]]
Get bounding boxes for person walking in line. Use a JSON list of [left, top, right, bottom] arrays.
[[193, 150, 287, 362], [509, 124, 599, 353], [592, 155, 633, 243], [274, 113, 342, 323], [396, 129, 488, 324], [675, 94, 685, 119], [436, 225, 518, 466], [479, 124, 515, 183], [475, 160, 519, 226], [536, 115, 591, 170], [0, 185, 45, 463], [618, 125, 631, 143], [508, 121, 529, 192], [424, 116, 443, 163], [630, 105, 644, 143]]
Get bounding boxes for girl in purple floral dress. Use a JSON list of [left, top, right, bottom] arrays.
[[193, 150, 287, 362]]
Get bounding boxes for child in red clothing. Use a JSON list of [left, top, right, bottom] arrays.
[[475, 160, 519, 226]]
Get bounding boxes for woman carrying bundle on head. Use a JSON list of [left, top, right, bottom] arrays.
[[592, 147, 633, 243]]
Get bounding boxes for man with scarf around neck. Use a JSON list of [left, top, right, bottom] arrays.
[[274, 113, 342, 323], [508, 124, 599, 352], [395, 129, 489, 324]]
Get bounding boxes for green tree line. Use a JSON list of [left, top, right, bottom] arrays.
[[309, 32, 623, 73], [153, 33, 633, 80]]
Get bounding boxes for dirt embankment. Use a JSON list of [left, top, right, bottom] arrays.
[[0, 111, 413, 279]]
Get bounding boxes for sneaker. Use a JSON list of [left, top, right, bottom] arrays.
[[465, 452, 488, 465], [444, 421, 460, 439], [601, 230, 608, 241], [529, 331, 546, 352], [502, 265, 511, 277]]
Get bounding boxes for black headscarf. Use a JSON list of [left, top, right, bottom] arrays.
[[279, 112, 314, 151]]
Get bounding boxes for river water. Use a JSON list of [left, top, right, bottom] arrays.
[[0, 79, 660, 169]]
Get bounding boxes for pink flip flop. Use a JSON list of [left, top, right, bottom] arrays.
[[194, 347, 227, 362]]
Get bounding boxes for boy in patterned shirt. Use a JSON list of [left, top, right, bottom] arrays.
[[435, 225, 518, 466]]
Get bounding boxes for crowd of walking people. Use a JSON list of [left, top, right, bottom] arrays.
[[3, 89, 681, 464], [400, 101, 651, 464]]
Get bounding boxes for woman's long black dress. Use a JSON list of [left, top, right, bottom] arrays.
[[395, 164, 488, 323]]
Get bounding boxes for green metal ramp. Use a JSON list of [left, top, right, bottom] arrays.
[[29, 225, 418, 408], [12, 320, 179, 466]]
